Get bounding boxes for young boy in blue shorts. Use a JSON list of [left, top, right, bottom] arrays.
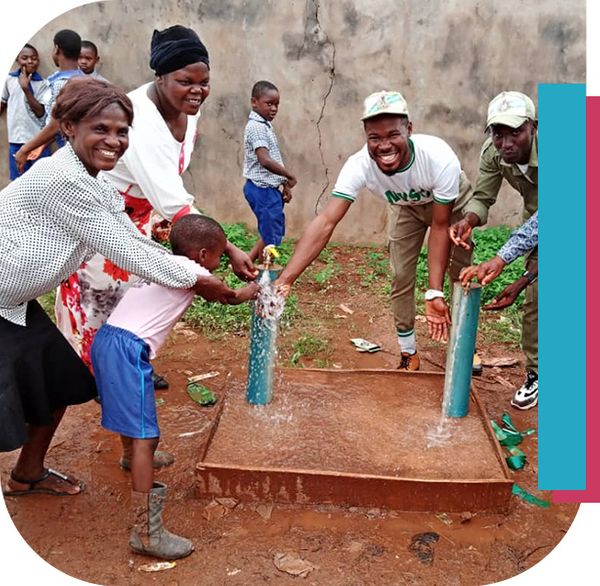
[[243, 80, 297, 262], [91, 214, 258, 561]]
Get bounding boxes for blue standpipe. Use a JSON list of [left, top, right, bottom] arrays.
[[246, 264, 282, 405], [442, 282, 482, 418]]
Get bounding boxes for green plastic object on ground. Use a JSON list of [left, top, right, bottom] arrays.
[[512, 484, 551, 508], [490, 413, 536, 470], [505, 446, 527, 470], [187, 382, 217, 406]]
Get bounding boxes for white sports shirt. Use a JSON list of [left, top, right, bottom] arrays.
[[332, 134, 461, 206]]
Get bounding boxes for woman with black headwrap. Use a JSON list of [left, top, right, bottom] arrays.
[[54, 26, 256, 475], [56, 25, 255, 370]]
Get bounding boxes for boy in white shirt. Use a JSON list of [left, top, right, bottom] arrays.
[[91, 214, 258, 560], [0, 44, 51, 179]]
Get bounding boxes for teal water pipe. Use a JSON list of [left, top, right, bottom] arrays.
[[246, 263, 282, 405], [442, 282, 482, 418]]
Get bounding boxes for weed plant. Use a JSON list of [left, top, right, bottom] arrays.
[[288, 334, 331, 367]]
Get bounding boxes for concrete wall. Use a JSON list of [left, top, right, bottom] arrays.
[[0, 0, 585, 243]]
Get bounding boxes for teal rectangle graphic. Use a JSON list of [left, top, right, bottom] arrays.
[[538, 83, 586, 490]]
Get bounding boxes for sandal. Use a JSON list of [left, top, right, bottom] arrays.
[[3, 468, 85, 497], [153, 373, 170, 390]]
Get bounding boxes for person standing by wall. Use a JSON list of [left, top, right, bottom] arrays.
[[78, 40, 107, 81], [449, 91, 538, 409], [13, 29, 84, 166], [243, 80, 297, 262], [0, 44, 51, 179]]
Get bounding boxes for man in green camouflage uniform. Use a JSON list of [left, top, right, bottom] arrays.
[[449, 91, 538, 410]]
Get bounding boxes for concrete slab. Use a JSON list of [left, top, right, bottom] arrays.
[[196, 369, 513, 513]]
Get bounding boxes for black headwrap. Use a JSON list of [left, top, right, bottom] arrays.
[[149, 25, 210, 76]]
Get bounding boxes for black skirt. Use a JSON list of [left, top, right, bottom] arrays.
[[0, 300, 97, 452]]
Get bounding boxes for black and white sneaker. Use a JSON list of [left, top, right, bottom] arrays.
[[511, 371, 538, 410]]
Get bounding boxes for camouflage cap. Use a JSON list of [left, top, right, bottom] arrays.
[[486, 91, 536, 129], [361, 91, 409, 121]]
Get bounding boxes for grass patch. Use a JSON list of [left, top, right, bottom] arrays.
[[38, 290, 56, 321], [471, 225, 526, 309], [357, 248, 391, 294], [286, 334, 332, 367], [35, 223, 525, 349], [302, 245, 343, 289]]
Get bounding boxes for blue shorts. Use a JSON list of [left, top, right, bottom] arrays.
[[90, 324, 159, 439], [9, 143, 52, 180], [243, 179, 285, 245]]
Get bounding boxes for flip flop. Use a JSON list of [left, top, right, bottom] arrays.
[[3, 468, 85, 497], [187, 382, 217, 406]]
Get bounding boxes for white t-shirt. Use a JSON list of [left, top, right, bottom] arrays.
[[102, 82, 200, 221], [1, 74, 48, 143], [106, 255, 208, 358], [332, 134, 461, 206]]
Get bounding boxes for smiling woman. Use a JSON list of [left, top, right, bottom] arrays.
[[0, 76, 218, 497], [53, 79, 133, 175], [55, 25, 255, 377]]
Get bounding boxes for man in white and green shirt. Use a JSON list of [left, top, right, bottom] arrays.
[[277, 91, 473, 370]]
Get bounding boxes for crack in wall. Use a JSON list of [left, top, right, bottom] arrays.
[[310, 1, 336, 215]]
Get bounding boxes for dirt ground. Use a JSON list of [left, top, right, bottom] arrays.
[[0, 248, 577, 586]]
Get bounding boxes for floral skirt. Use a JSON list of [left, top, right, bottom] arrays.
[[55, 194, 155, 370]]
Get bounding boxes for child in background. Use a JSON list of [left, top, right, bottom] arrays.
[[90, 214, 257, 560], [78, 40, 107, 81], [13, 29, 84, 171], [243, 80, 296, 262], [0, 44, 51, 179]]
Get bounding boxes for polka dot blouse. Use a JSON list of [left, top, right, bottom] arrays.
[[0, 143, 197, 326]]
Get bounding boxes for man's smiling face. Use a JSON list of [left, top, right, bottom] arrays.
[[365, 114, 413, 174]]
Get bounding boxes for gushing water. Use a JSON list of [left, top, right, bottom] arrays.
[[256, 270, 285, 325], [426, 416, 453, 447], [246, 269, 286, 405]]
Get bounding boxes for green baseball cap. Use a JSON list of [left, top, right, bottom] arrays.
[[361, 91, 409, 121], [486, 91, 536, 129]]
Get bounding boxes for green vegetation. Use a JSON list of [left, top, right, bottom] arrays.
[[471, 226, 526, 308], [38, 289, 56, 322], [287, 334, 332, 367], [35, 223, 526, 348], [302, 246, 342, 287], [358, 248, 391, 294]]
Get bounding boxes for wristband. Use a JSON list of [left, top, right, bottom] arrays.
[[425, 289, 445, 301], [522, 271, 537, 285]]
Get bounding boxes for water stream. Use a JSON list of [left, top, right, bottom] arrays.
[[246, 268, 286, 405]]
